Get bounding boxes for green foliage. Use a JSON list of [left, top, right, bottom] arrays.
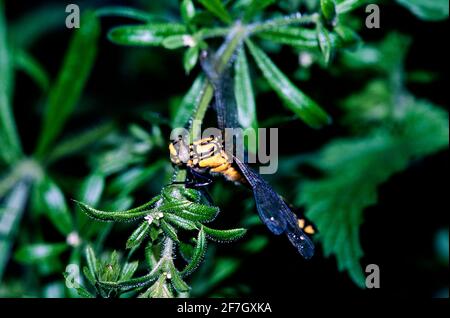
[[396, 0, 449, 21], [0, 0, 447, 298], [298, 33, 449, 287], [36, 11, 100, 157]]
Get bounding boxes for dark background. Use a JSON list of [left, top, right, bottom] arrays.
[[4, 0, 448, 297]]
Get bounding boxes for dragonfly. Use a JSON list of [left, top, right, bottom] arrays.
[[169, 50, 315, 259]]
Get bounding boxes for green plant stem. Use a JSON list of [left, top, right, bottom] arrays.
[[249, 12, 319, 34]]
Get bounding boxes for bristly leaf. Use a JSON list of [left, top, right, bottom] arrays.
[[96, 6, 157, 22], [167, 261, 190, 293], [246, 40, 331, 128], [160, 219, 180, 243], [164, 213, 198, 231], [317, 22, 332, 64], [35, 11, 100, 157], [181, 227, 207, 276], [108, 23, 187, 46], [395, 0, 449, 21], [76, 196, 160, 222], [202, 225, 247, 242], [126, 221, 150, 249]]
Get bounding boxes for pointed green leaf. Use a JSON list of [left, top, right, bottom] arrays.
[[36, 176, 73, 236], [108, 23, 187, 46], [78, 173, 104, 206], [160, 219, 180, 243], [96, 6, 156, 22], [234, 47, 257, 130], [14, 49, 50, 91], [243, 0, 275, 21], [76, 196, 159, 222], [163, 34, 196, 49], [172, 75, 205, 128], [36, 11, 100, 157], [0, 181, 29, 281], [63, 272, 94, 298], [0, 0, 22, 164], [120, 261, 139, 281], [317, 23, 332, 64], [181, 0, 196, 23], [181, 228, 206, 276], [246, 40, 331, 128], [202, 225, 247, 242], [396, 0, 449, 21], [179, 241, 195, 262], [164, 213, 198, 231], [183, 46, 199, 74], [320, 0, 337, 24], [85, 245, 98, 279], [126, 221, 150, 249], [198, 0, 232, 24], [167, 262, 190, 293], [82, 266, 96, 286]]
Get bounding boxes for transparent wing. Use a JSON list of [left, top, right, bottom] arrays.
[[200, 51, 240, 130], [234, 157, 314, 258]]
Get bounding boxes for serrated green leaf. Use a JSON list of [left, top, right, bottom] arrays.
[[160, 219, 180, 243], [14, 243, 68, 264], [246, 40, 331, 128], [202, 225, 247, 242], [107, 23, 187, 46], [300, 99, 449, 287], [167, 262, 190, 293], [234, 47, 257, 131], [396, 0, 449, 21], [126, 221, 150, 249], [179, 241, 195, 262], [35, 176, 73, 236], [164, 213, 198, 231], [76, 196, 160, 222], [198, 0, 232, 24], [35, 11, 100, 157], [184, 46, 199, 74], [181, 228, 206, 276]]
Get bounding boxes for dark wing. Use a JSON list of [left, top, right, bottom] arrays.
[[234, 157, 315, 259], [200, 51, 240, 130]]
